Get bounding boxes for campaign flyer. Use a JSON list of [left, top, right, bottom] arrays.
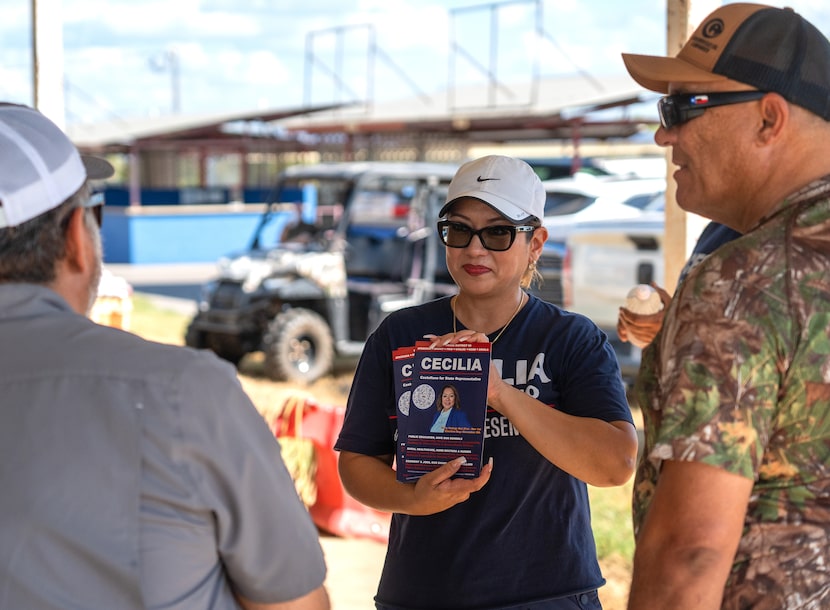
[[392, 345, 416, 475], [396, 341, 490, 482]]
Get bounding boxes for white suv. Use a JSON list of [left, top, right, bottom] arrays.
[[542, 175, 665, 243]]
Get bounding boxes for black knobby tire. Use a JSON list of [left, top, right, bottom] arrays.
[[205, 335, 245, 366], [184, 323, 204, 349], [263, 308, 335, 383], [186, 319, 245, 366]]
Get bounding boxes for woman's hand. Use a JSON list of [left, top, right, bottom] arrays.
[[339, 450, 493, 516], [409, 456, 493, 515], [423, 330, 488, 347], [424, 332, 507, 404]]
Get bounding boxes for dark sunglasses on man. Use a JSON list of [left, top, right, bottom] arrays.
[[657, 90, 766, 130], [84, 192, 105, 227], [62, 192, 104, 230], [437, 220, 536, 252]]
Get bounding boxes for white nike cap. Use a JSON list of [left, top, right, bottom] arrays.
[[440, 155, 545, 222]]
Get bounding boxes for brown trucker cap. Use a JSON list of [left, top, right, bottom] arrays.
[[621, 3, 830, 121]]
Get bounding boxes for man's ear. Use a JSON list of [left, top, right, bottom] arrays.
[[758, 93, 789, 144], [50, 206, 98, 315], [62, 207, 93, 274]]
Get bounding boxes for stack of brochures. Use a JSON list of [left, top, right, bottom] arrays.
[[393, 341, 491, 482]]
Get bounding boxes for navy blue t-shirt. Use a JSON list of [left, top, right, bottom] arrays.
[[679, 221, 742, 284], [335, 294, 632, 609]]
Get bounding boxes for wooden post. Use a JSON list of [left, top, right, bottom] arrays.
[[663, 0, 719, 292], [31, 0, 66, 128]]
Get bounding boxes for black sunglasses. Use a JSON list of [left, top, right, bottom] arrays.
[[437, 220, 536, 252], [84, 192, 105, 228], [657, 90, 766, 130], [61, 193, 104, 230]]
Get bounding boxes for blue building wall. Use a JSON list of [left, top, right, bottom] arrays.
[[101, 205, 294, 264], [101, 186, 273, 206]]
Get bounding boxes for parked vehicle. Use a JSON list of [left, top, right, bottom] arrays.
[[522, 156, 614, 180], [542, 175, 665, 243], [185, 161, 563, 384], [562, 208, 665, 384]]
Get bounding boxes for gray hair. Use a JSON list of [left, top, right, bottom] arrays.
[[0, 183, 92, 284]]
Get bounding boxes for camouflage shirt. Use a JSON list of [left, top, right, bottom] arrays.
[[633, 177, 830, 609]]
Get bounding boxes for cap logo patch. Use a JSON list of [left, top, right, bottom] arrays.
[[476, 176, 500, 182], [702, 18, 725, 39]]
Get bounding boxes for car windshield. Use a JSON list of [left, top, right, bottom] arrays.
[[621, 190, 664, 210], [347, 175, 418, 228], [543, 192, 598, 217], [641, 192, 665, 212], [276, 177, 350, 227], [524, 158, 613, 181], [255, 173, 428, 249], [251, 177, 351, 249]]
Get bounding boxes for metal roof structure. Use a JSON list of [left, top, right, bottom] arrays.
[[279, 74, 654, 144], [67, 73, 655, 156], [67, 102, 352, 153]]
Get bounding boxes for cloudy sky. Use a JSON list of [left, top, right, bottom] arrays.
[[2, 0, 829, 126]]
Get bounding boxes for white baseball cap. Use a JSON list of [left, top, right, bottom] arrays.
[[0, 103, 114, 229], [440, 155, 545, 222]]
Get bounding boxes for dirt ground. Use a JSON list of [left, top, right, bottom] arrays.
[[317, 533, 630, 610], [235, 356, 632, 610]]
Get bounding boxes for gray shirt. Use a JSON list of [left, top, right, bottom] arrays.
[[0, 284, 326, 609]]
